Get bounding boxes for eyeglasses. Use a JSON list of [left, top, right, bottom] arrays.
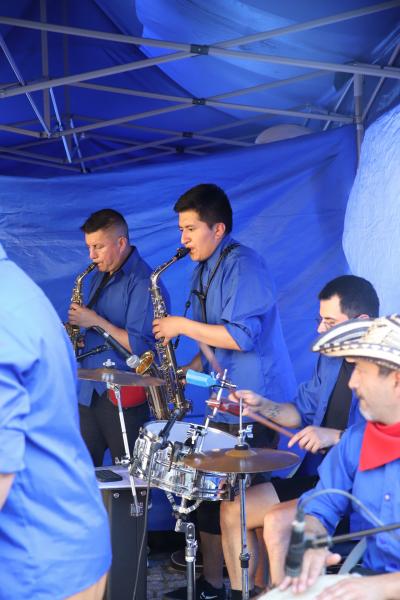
[[315, 316, 341, 329], [316, 314, 361, 329]]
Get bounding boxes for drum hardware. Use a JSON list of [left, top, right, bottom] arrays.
[[184, 394, 300, 600]]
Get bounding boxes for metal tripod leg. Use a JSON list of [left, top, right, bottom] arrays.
[[238, 473, 250, 600], [175, 515, 198, 600]]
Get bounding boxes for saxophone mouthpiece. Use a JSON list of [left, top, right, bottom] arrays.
[[176, 247, 190, 259]]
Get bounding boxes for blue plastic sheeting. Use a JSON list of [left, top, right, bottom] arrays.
[[0, 125, 356, 530], [343, 103, 400, 314], [0, 124, 355, 386]]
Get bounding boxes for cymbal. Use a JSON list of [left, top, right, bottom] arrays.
[[78, 368, 165, 387], [183, 446, 299, 473]]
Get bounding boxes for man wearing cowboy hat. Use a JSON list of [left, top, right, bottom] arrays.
[[280, 314, 400, 599]]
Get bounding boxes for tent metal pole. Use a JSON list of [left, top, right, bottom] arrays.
[[0, 52, 192, 99], [0, 2, 397, 50], [90, 149, 177, 172], [209, 47, 400, 81], [0, 34, 50, 135], [0, 124, 41, 137], [49, 88, 72, 162], [0, 152, 79, 171], [40, 0, 51, 130], [69, 118, 88, 172], [206, 99, 352, 123], [353, 75, 364, 162], [53, 104, 193, 137], [362, 43, 400, 121]]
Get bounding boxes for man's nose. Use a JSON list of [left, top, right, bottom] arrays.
[[181, 231, 189, 245], [348, 369, 357, 390], [89, 248, 97, 260], [317, 321, 327, 334]]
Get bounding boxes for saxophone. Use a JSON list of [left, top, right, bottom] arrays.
[[65, 263, 96, 354], [136, 248, 190, 419]]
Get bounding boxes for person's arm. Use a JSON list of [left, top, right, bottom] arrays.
[[152, 316, 240, 350], [0, 473, 15, 510], [312, 572, 400, 600], [231, 389, 302, 428], [68, 303, 131, 351], [287, 426, 342, 453]]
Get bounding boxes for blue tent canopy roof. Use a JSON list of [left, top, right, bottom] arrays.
[[0, 0, 399, 177]]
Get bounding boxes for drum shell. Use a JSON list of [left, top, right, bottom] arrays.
[[132, 421, 239, 501]]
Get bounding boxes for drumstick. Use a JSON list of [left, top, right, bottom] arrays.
[[244, 408, 294, 440], [206, 399, 294, 440]]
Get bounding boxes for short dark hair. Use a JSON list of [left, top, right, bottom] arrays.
[[319, 275, 379, 318], [174, 183, 233, 233], [80, 208, 128, 238]]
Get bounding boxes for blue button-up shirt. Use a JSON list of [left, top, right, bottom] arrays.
[[0, 245, 111, 599], [78, 246, 156, 404], [301, 421, 400, 573], [190, 234, 297, 423], [294, 355, 362, 475]]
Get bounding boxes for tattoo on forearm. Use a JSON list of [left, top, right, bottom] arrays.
[[263, 403, 282, 420]]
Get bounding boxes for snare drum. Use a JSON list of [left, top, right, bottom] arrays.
[[259, 575, 354, 599], [132, 420, 238, 501]]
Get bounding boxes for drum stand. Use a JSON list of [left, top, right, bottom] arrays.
[[108, 382, 143, 517]]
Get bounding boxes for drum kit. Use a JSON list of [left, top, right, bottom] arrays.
[[78, 366, 300, 600]]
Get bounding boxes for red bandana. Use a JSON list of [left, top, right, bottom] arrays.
[[359, 421, 400, 471]]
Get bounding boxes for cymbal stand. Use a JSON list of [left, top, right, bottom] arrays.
[[200, 368, 228, 452], [236, 393, 250, 600], [108, 382, 143, 517]]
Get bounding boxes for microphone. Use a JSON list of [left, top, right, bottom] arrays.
[[158, 407, 186, 449], [284, 507, 306, 578], [92, 326, 140, 369]]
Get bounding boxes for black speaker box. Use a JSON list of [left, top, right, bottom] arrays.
[[102, 487, 148, 600]]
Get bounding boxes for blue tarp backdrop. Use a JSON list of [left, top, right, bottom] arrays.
[[1, 124, 355, 386], [0, 123, 357, 529]]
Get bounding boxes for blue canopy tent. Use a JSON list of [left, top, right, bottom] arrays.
[[0, 1, 399, 529]]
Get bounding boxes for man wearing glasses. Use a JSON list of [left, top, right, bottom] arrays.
[[220, 275, 379, 599]]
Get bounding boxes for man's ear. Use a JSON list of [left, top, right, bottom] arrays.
[[393, 370, 400, 388], [214, 222, 226, 240]]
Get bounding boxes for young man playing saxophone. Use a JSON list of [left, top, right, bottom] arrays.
[[153, 183, 296, 600], [68, 208, 155, 466]]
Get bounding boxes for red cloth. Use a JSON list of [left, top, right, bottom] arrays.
[[108, 386, 147, 408], [359, 421, 400, 471]]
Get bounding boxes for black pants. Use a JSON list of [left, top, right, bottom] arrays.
[[79, 391, 150, 467], [196, 421, 278, 535]]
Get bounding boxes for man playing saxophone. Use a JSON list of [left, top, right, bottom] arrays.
[[68, 208, 155, 466], [153, 183, 297, 600]]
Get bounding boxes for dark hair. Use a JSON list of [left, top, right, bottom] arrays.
[[174, 183, 233, 233], [319, 275, 379, 318], [80, 208, 128, 238]]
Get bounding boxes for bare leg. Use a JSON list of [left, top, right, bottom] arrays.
[[254, 528, 268, 590], [263, 499, 297, 587], [220, 482, 280, 592], [200, 532, 225, 589]]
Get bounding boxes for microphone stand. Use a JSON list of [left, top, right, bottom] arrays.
[[109, 382, 143, 517], [76, 344, 109, 362], [308, 521, 400, 549]]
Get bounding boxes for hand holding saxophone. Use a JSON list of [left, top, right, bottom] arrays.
[[152, 316, 186, 346], [68, 303, 101, 329]]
